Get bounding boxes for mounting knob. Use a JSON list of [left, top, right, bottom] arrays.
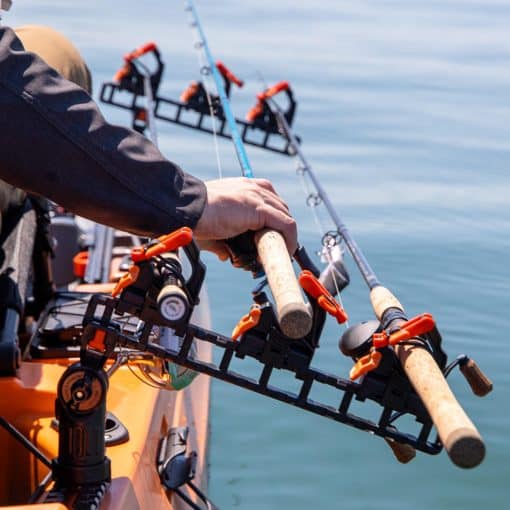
[[157, 284, 190, 326]]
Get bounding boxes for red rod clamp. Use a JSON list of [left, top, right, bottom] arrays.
[[350, 313, 436, 380], [232, 305, 262, 340], [216, 61, 244, 87], [299, 270, 348, 324]]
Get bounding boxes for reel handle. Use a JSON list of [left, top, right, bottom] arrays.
[[384, 438, 416, 464], [460, 358, 493, 397], [370, 286, 486, 468], [254, 229, 312, 339]]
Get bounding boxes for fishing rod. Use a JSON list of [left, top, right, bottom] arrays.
[[183, 0, 312, 340], [252, 85, 492, 468], [92, 7, 491, 471], [262, 83, 378, 289]]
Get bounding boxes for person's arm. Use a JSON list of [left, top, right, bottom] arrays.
[[0, 26, 206, 237]]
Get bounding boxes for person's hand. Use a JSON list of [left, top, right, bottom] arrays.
[[194, 177, 297, 260]]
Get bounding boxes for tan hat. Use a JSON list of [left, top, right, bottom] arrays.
[[14, 24, 92, 93]]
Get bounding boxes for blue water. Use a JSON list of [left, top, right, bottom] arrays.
[[5, 1, 509, 508]]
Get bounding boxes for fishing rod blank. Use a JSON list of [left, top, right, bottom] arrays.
[[268, 93, 379, 289], [184, 0, 313, 339]]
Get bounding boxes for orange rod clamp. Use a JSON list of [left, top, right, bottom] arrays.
[[216, 61, 244, 87], [131, 227, 193, 263], [247, 81, 290, 122], [246, 101, 264, 122], [111, 265, 140, 298], [73, 251, 89, 279], [350, 313, 436, 380], [257, 80, 290, 101], [299, 270, 348, 324], [113, 64, 131, 83], [349, 350, 382, 381], [124, 41, 157, 62], [135, 109, 148, 122], [232, 305, 262, 341], [180, 81, 200, 103]]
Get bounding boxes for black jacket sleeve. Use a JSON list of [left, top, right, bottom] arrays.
[[0, 26, 207, 237]]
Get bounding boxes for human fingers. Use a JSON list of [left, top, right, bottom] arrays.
[[253, 188, 290, 216], [255, 204, 298, 255], [195, 239, 230, 261], [252, 178, 276, 194]]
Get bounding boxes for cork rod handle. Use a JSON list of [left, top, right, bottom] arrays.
[[255, 229, 312, 339], [370, 286, 485, 468]]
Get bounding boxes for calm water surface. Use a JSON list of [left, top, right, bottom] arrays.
[[5, 1, 509, 508]]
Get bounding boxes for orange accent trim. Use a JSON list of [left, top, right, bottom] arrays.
[[372, 331, 389, 349], [180, 81, 200, 103], [246, 100, 264, 122], [113, 64, 131, 83], [131, 227, 193, 262], [388, 313, 435, 345], [350, 349, 383, 380], [299, 270, 348, 324], [232, 306, 262, 340], [257, 80, 290, 101], [216, 61, 244, 87], [89, 330, 107, 352], [135, 108, 147, 121], [350, 313, 435, 379], [124, 41, 157, 62], [72, 251, 89, 279], [111, 265, 140, 298]]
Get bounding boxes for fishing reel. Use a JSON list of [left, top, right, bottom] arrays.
[[339, 311, 492, 421], [66, 228, 491, 470]]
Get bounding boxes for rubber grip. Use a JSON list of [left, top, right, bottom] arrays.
[[384, 438, 416, 464], [369, 286, 486, 468], [460, 359, 493, 397], [254, 229, 312, 339]]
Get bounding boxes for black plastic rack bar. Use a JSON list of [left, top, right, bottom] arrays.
[[100, 82, 297, 156], [84, 294, 442, 456]]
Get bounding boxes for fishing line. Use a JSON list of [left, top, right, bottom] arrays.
[[186, 11, 224, 179], [297, 163, 347, 310]]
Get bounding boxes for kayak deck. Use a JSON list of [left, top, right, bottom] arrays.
[[0, 295, 212, 509]]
